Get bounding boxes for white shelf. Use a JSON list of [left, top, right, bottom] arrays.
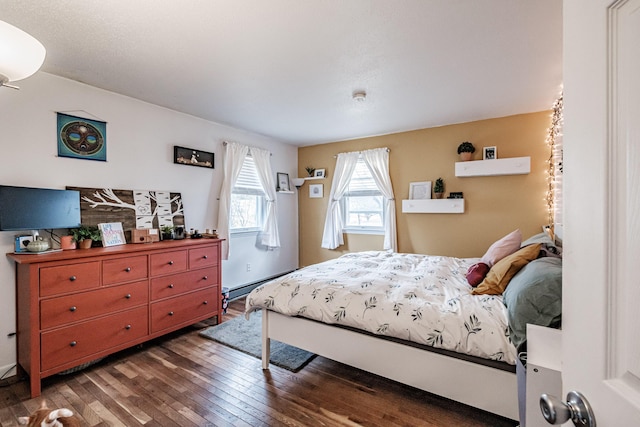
[[455, 156, 530, 177], [302, 176, 324, 181], [402, 199, 465, 213], [276, 190, 294, 194]]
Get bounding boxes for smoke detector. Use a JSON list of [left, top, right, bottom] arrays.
[[352, 91, 367, 102]]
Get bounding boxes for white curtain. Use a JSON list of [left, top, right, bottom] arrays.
[[217, 142, 249, 260], [361, 148, 397, 252], [251, 146, 280, 249], [321, 151, 360, 249]]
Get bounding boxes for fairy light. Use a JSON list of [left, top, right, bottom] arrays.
[[545, 93, 563, 240]]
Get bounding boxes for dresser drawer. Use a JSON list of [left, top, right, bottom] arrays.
[[40, 280, 149, 330], [150, 267, 217, 301], [41, 306, 148, 372], [40, 262, 101, 297], [103, 255, 148, 285], [189, 245, 219, 269], [150, 287, 218, 333], [150, 250, 187, 277]]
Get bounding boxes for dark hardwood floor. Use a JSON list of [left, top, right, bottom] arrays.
[[0, 298, 519, 426]]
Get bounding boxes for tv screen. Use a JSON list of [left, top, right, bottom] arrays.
[[0, 185, 81, 231]]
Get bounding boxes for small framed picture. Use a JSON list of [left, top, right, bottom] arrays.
[[409, 181, 432, 200], [174, 146, 214, 168], [309, 184, 323, 198], [314, 168, 326, 178], [483, 146, 497, 160], [276, 172, 290, 192]]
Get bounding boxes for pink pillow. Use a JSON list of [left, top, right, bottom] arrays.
[[481, 229, 522, 267], [466, 262, 490, 287]]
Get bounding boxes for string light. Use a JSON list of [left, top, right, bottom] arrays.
[[545, 93, 563, 240]]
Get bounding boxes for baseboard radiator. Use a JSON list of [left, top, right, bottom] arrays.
[[227, 270, 295, 301]]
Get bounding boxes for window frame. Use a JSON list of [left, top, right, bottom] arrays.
[[229, 156, 266, 234], [341, 157, 385, 235]]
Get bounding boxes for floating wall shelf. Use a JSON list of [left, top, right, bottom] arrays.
[[455, 157, 531, 177], [402, 199, 465, 214]]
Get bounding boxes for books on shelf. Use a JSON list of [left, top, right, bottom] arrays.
[[98, 222, 127, 247]]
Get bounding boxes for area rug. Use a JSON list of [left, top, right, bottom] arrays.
[[199, 311, 316, 372]]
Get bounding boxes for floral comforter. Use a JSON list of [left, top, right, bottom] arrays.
[[245, 251, 517, 364]]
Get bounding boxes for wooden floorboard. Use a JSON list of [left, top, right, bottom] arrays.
[[0, 298, 519, 427]]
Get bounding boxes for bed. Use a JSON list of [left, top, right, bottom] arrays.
[[244, 231, 563, 421]]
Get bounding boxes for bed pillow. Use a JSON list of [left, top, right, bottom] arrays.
[[522, 231, 562, 258], [472, 243, 541, 295], [502, 257, 562, 350], [466, 262, 490, 287], [481, 229, 522, 267]]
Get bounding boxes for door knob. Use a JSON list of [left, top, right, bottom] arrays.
[[540, 391, 596, 427]]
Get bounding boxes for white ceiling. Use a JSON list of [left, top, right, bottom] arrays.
[[0, 0, 562, 146]]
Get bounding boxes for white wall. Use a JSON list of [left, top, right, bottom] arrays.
[[0, 72, 299, 377]]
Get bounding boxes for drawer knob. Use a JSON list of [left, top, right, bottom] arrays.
[[168, 311, 174, 316], [69, 276, 77, 282], [203, 300, 208, 305], [69, 306, 77, 312], [125, 267, 132, 272], [70, 341, 77, 347], [203, 276, 208, 280], [125, 324, 131, 330], [125, 294, 131, 299], [168, 284, 174, 289], [168, 260, 174, 265], [203, 255, 208, 259]]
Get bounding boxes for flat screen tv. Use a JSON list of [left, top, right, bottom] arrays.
[[0, 185, 81, 232]]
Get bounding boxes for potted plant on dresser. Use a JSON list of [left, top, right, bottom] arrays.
[[70, 225, 101, 249]]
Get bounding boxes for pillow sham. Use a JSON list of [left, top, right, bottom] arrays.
[[466, 262, 490, 287], [522, 231, 562, 258], [481, 229, 522, 267], [472, 243, 541, 295], [502, 257, 562, 350]]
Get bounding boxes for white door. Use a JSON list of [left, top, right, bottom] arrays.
[[562, 0, 640, 425]]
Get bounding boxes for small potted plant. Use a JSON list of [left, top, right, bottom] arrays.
[[433, 178, 445, 199], [305, 166, 316, 177], [70, 225, 102, 249], [161, 225, 175, 240], [457, 141, 476, 161]]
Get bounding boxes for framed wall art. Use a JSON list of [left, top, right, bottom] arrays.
[[57, 112, 107, 162], [309, 184, 323, 198], [314, 168, 326, 178], [174, 146, 214, 168]]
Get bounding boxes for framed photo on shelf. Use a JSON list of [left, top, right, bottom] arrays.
[[276, 172, 290, 192], [314, 168, 326, 178], [483, 146, 497, 160], [409, 181, 432, 199]]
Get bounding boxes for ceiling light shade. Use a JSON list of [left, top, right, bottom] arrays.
[[0, 20, 46, 87]]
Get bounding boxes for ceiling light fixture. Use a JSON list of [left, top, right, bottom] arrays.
[[352, 91, 367, 102], [0, 20, 46, 89]]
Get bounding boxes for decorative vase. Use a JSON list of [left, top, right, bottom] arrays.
[[78, 239, 93, 249], [459, 152, 473, 161]]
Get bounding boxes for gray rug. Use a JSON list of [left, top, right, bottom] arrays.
[[199, 311, 316, 372]]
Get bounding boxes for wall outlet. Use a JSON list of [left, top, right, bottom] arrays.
[[246, 263, 251, 272]]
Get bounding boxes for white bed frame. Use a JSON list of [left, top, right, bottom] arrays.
[[261, 309, 518, 420]]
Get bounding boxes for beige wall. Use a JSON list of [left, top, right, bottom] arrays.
[[297, 111, 551, 267]]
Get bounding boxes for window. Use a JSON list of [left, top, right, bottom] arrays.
[[342, 157, 384, 234], [230, 156, 265, 233]]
